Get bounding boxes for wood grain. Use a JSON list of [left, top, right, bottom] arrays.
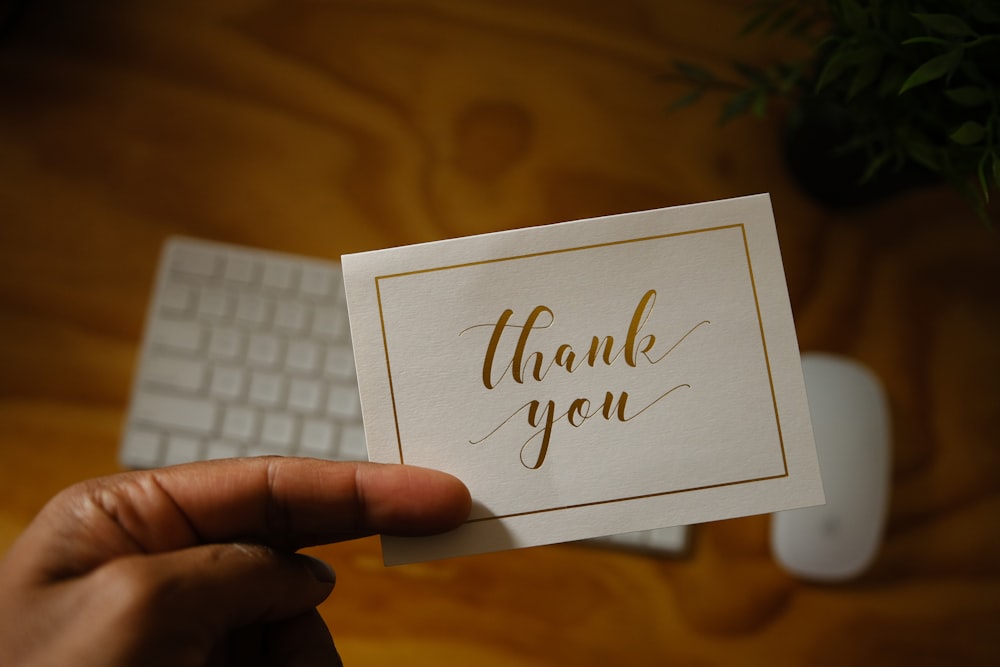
[[1, 1, 998, 664]]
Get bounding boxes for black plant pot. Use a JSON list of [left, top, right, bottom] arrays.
[[782, 97, 940, 211]]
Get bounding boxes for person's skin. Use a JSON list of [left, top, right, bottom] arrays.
[[0, 457, 471, 667]]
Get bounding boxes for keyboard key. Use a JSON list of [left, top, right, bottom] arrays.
[[236, 295, 270, 324], [286, 340, 320, 373], [160, 285, 193, 313], [209, 366, 244, 400], [301, 419, 335, 456], [333, 280, 347, 304], [121, 429, 163, 468], [205, 440, 243, 460], [248, 372, 284, 407], [323, 345, 355, 380], [247, 443, 291, 458], [132, 392, 217, 434], [338, 425, 368, 460], [247, 334, 282, 367], [261, 413, 296, 448], [163, 435, 202, 466], [222, 405, 257, 440], [274, 302, 308, 332], [300, 266, 332, 298], [224, 256, 256, 283], [288, 378, 323, 413], [313, 307, 347, 340], [209, 327, 244, 360], [585, 526, 690, 555], [603, 530, 645, 547], [150, 319, 203, 353], [197, 289, 230, 319], [143, 355, 206, 392], [327, 385, 361, 419], [262, 260, 296, 290], [171, 246, 217, 277]]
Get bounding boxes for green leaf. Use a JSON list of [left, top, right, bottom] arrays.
[[732, 61, 771, 87], [978, 153, 991, 203], [674, 60, 716, 84], [949, 121, 987, 145], [817, 43, 884, 94], [719, 90, 756, 124], [841, 0, 869, 34], [878, 63, 908, 97], [912, 13, 976, 37], [775, 61, 807, 93], [859, 151, 893, 185], [765, 7, 796, 34], [815, 48, 852, 92], [790, 15, 818, 37], [945, 86, 989, 106], [965, 34, 1000, 49], [752, 90, 768, 118], [902, 36, 954, 47], [899, 50, 962, 94], [668, 88, 705, 113], [816, 34, 841, 52], [740, 5, 776, 36], [907, 141, 942, 173], [849, 57, 882, 99]]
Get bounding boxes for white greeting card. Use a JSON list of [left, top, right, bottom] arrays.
[[342, 194, 823, 565]]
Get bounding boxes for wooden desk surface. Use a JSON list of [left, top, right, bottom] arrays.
[[1, 1, 998, 664]]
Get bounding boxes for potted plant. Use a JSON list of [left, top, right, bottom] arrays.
[[670, 0, 1000, 220]]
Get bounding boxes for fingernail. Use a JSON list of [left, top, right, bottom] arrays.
[[301, 555, 336, 584]]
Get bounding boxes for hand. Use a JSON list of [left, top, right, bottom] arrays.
[[0, 457, 471, 667]]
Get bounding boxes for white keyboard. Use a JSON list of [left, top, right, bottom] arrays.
[[120, 237, 689, 556], [583, 525, 689, 555], [120, 237, 366, 468]]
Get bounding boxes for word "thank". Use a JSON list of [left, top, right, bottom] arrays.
[[464, 289, 708, 469]]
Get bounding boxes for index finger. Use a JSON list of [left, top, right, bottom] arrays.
[[7, 458, 470, 579]]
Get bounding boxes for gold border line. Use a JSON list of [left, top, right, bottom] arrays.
[[466, 472, 790, 522], [373, 222, 788, 522], [374, 278, 405, 463], [740, 224, 789, 476], [376, 223, 740, 281]]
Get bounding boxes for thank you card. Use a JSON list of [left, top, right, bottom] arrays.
[[342, 194, 823, 565]]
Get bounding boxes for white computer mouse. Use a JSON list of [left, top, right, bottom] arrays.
[[771, 352, 892, 582]]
